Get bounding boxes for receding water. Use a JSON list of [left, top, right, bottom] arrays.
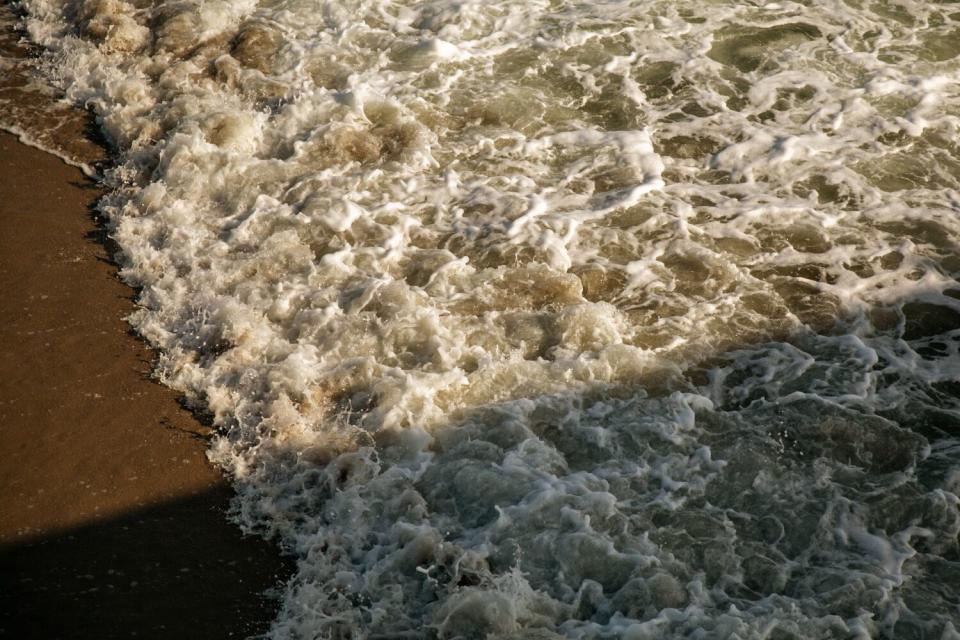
[[10, 0, 960, 637]]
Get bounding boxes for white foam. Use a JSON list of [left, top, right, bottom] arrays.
[[18, 0, 960, 636]]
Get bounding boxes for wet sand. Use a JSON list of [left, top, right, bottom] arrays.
[[0, 131, 290, 637]]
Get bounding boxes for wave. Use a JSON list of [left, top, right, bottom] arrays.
[[15, 0, 960, 636]]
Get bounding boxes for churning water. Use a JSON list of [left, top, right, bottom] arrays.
[[10, 0, 960, 637]]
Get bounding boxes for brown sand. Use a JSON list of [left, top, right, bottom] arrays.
[[0, 131, 290, 637]]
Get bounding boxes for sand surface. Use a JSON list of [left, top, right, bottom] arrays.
[[0, 131, 290, 637]]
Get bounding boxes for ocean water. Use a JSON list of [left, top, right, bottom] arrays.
[[11, 0, 960, 637], [0, 5, 102, 170]]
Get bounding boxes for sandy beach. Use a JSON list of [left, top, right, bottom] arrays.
[[0, 130, 290, 637]]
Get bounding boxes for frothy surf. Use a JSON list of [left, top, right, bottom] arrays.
[[14, 0, 960, 637]]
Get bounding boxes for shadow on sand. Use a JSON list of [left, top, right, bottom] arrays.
[[0, 488, 291, 640]]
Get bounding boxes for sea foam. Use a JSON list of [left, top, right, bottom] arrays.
[[14, 0, 960, 637]]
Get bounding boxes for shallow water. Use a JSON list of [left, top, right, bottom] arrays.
[[0, 5, 102, 170], [13, 0, 960, 637]]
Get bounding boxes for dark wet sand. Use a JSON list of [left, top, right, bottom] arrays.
[[0, 131, 290, 638]]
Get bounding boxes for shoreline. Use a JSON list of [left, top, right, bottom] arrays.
[[0, 127, 289, 636]]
